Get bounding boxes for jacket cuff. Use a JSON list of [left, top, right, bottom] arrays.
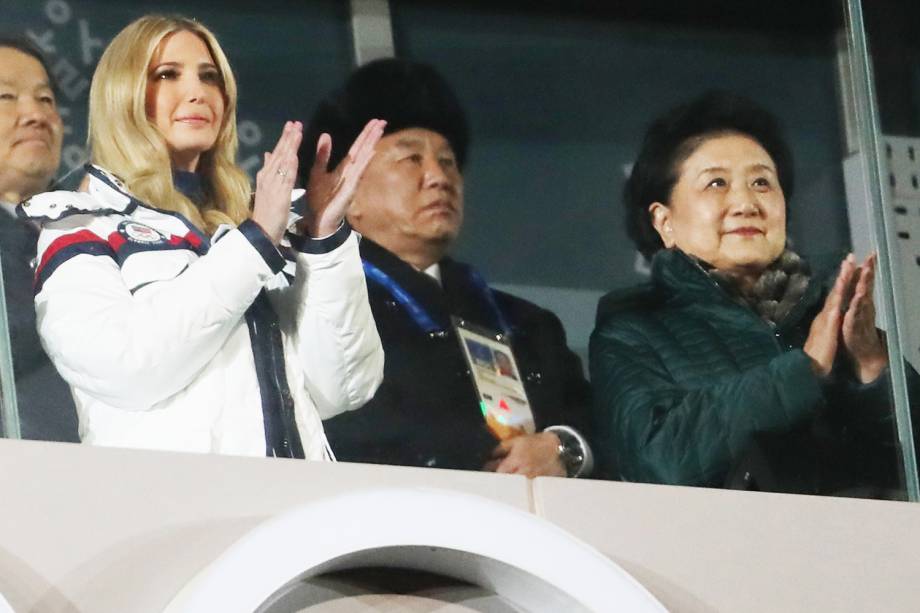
[[845, 365, 890, 391], [288, 221, 352, 254], [238, 220, 285, 274], [544, 425, 594, 477], [774, 349, 825, 422]]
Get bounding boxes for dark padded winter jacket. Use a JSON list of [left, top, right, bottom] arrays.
[[590, 248, 898, 493]]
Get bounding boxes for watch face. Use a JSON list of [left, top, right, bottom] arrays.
[[554, 431, 584, 477], [563, 450, 583, 476]]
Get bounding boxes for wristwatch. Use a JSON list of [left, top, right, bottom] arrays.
[[552, 428, 585, 478]]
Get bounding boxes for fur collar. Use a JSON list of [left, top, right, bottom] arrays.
[[707, 248, 811, 326]]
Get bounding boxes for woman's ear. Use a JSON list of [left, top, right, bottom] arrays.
[[649, 202, 675, 248]]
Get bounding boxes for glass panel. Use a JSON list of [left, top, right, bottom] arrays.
[[8, 0, 352, 184], [842, 0, 920, 499], [384, 0, 909, 497], [390, 0, 854, 361], [1, 0, 353, 441], [2, 0, 911, 500], [0, 263, 21, 439]]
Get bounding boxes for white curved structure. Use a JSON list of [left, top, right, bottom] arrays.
[[164, 487, 666, 612], [0, 592, 14, 613]]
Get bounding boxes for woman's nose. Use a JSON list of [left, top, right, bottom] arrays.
[[185, 76, 209, 103], [728, 185, 761, 215]]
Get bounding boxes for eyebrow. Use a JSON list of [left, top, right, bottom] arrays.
[[150, 61, 219, 70], [697, 163, 776, 177], [393, 137, 455, 157], [0, 78, 53, 90], [394, 137, 424, 149]]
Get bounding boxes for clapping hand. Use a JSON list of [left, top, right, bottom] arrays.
[[804, 253, 887, 383], [303, 119, 386, 237], [252, 121, 303, 245], [841, 253, 887, 383]]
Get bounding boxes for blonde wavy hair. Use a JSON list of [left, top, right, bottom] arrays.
[[88, 15, 251, 232]]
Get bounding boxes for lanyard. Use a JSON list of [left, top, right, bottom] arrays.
[[362, 260, 510, 336]]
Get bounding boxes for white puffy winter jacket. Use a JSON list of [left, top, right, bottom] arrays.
[[22, 166, 383, 459]]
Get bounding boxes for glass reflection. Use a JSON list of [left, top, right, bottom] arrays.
[[387, 0, 909, 497], [0, 0, 914, 500], [591, 91, 898, 495], [0, 36, 76, 441], [0, 0, 352, 444], [845, 0, 920, 499]]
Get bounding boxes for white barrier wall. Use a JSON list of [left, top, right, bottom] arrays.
[[1, 438, 919, 612], [535, 478, 920, 612]]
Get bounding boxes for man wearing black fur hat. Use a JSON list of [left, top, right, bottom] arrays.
[[299, 58, 592, 477]]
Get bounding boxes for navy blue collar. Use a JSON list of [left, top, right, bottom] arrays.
[[84, 165, 211, 252], [172, 170, 205, 205]]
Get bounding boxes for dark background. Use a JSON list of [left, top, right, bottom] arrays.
[[4, 0, 918, 355]]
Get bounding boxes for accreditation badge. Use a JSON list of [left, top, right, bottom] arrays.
[[453, 317, 536, 440]]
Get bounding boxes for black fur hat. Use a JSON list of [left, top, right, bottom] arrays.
[[299, 58, 469, 184]]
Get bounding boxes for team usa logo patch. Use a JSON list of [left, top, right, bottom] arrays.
[[118, 221, 167, 244]]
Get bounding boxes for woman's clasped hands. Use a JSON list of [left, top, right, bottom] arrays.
[[804, 253, 888, 384]]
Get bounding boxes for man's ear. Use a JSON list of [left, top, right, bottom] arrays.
[[346, 188, 367, 227], [648, 202, 674, 248], [345, 205, 362, 230]]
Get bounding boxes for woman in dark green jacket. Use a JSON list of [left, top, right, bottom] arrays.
[[590, 92, 896, 494]]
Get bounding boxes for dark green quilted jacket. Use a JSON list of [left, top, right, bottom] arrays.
[[589, 248, 895, 490]]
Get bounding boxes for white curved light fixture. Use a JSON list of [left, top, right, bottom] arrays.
[[164, 487, 666, 612], [0, 592, 14, 613]]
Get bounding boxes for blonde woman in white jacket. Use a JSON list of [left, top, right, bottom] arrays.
[[21, 15, 384, 459]]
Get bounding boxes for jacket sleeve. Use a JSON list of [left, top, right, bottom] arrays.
[[35, 220, 280, 409], [823, 358, 914, 465], [269, 225, 384, 419], [524, 306, 594, 475], [589, 318, 824, 486], [535, 309, 592, 435]]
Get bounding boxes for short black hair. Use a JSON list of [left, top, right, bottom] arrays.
[[624, 91, 795, 259], [0, 34, 58, 96], [299, 58, 469, 185]]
